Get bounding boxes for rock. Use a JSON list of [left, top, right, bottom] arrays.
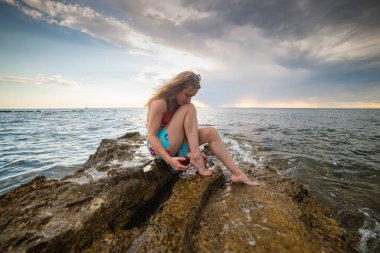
[[0, 132, 175, 253], [0, 132, 357, 253], [193, 164, 356, 253], [126, 172, 224, 253]]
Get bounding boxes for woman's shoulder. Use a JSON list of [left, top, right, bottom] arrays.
[[149, 98, 167, 111]]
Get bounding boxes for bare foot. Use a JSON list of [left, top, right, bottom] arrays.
[[190, 154, 212, 176], [231, 173, 260, 186]]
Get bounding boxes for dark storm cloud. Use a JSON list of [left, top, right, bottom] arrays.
[[3, 0, 379, 107], [184, 0, 380, 39], [109, 0, 210, 54], [188, 1, 380, 69], [73, 0, 380, 108], [111, 0, 380, 66], [100, 0, 380, 106]]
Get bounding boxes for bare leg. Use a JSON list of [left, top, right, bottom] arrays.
[[198, 127, 260, 185], [166, 103, 212, 176]]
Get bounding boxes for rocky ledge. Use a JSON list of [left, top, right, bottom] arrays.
[[0, 132, 357, 253]]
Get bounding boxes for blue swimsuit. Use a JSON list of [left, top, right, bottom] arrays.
[[146, 112, 189, 173]]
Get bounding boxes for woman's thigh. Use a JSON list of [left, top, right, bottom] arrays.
[[166, 103, 195, 153]]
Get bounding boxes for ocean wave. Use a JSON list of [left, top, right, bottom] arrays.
[[1, 108, 379, 252]]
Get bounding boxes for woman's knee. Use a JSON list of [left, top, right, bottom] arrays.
[[199, 127, 219, 143], [169, 103, 196, 125], [208, 127, 219, 140], [177, 102, 196, 113]]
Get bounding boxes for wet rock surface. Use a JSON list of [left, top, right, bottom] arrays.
[[194, 164, 355, 253], [0, 132, 357, 252], [126, 171, 225, 253]]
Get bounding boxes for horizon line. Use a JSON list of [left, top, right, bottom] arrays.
[[1, 107, 380, 110]]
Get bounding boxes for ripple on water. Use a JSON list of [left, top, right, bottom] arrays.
[[1, 108, 379, 252]]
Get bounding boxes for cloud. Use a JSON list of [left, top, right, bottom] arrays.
[[180, 1, 380, 68], [10, 0, 143, 50], [112, 1, 380, 76], [192, 99, 210, 108], [138, 0, 210, 25], [228, 98, 380, 109], [9, 0, 379, 72], [3, 0, 215, 71], [2, 0, 380, 108], [0, 74, 77, 86], [3, 0, 46, 20]]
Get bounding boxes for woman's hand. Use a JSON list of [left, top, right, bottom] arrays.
[[167, 157, 190, 171]]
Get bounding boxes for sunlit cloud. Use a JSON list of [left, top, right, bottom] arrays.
[[5, 0, 215, 70], [0, 74, 77, 87], [278, 25, 380, 65], [18, 0, 148, 51], [227, 98, 380, 109], [140, 0, 211, 25], [192, 99, 211, 108], [1, 0, 379, 108]]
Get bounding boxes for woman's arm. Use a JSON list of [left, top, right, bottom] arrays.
[[146, 99, 188, 171], [146, 99, 171, 162]]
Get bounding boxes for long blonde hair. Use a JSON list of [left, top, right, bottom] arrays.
[[146, 71, 201, 108]]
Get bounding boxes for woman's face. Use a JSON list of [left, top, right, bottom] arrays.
[[175, 85, 199, 105]]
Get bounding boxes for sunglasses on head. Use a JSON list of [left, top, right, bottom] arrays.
[[186, 73, 201, 83]]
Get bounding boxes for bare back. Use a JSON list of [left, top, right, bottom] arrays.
[[146, 99, 168, 134]]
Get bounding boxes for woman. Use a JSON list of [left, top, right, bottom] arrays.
[[146, 71, 259, 185]]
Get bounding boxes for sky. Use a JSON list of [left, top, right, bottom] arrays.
[[0, 0, 379, 109]]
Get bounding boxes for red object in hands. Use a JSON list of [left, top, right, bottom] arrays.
[[180, 157, 190, 166]]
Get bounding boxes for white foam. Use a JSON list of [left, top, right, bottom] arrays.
[[120, 161, 140, 168], [359, 208, 371, 218], [87, 167, 108, 180], [143, 164, 152, 172], [220, 134, 261, 167], [278, 166, 297, 176], [135, 144, 151, 159], [357, 218, 379, 253], [65, 167, 108, 185]]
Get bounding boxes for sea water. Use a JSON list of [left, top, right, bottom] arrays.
[[0, 108, 379, 252]]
